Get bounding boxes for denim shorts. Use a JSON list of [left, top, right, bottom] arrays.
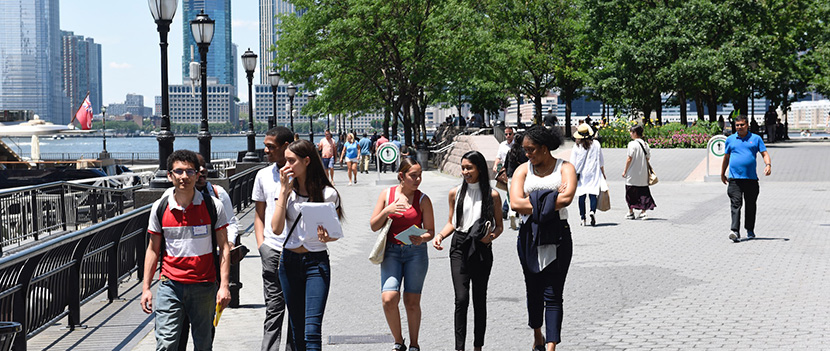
[[322, 157, 334, 169], [380, 243, 429, 293]]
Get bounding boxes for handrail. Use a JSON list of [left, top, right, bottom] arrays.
[[228, 163, 266, 213], [0, 204, 152, 351]]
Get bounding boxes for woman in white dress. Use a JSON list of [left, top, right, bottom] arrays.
[[622, 124, 656, 219], [570, 124, 606, 226]]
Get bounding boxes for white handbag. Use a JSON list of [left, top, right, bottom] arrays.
[[369, 195, 391, 264]]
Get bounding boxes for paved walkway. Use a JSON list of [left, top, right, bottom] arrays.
[[27, 141, 830, 350]]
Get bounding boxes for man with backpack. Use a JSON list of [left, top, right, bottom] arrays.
[[140, 149, 231, 350]]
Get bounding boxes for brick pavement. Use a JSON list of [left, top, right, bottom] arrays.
[[28, 140, 830, 350]]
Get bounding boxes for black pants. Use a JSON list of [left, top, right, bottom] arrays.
[[522, 232, 573, 345], [450, 231, 493, 350], [727, 179, 760, 233]]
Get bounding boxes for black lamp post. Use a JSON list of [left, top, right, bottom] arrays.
[[287, 83, 297, 132], [242, 48, 259, 162], [306, 92, 316, 141], [191, 10, 216, 177], [268, 71, 281, 129], [101, 106, 108, 158], [148, 0, 177, 188]]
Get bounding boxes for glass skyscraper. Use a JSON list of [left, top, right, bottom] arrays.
[[62, 31, 103, 118], [0, 0, 68, 124], [259, 0, 305, 82], [182, 0, 234, 87]]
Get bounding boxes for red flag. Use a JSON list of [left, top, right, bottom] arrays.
[[74, 94, 93, 130]]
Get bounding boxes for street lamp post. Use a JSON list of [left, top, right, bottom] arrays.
[[306, 92, 316, 141], [191, 10, 217, 177], [287, 83, 297, 132], [101, 106, 108, 158], [241, 48, 259, 162], [148, 0, 177, 188], [268, 71, 281, 129]]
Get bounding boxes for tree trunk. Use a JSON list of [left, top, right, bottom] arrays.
[[706, 93, 718, 122], [678, 89, 688, 126], [654, 92, 662, 125], [534, 93, 543, 125], [694, 93, 705, 121], [401, 96, 412, 147]]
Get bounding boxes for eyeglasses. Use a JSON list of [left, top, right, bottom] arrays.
[[170, 168, 198, 176]]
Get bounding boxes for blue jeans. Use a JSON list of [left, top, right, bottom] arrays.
[[279, 250, 330, 351], [154, 278, 217, 351], [380, 243, 429, 293], [578, 194, 598, 219]]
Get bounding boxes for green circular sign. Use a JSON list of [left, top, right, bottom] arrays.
[[708, 136, 727, 157], [378, 142, 399, 164]]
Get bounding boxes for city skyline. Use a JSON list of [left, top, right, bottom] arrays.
[[58, 0, 260, 110]]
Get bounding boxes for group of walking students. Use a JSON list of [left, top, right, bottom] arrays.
[[142, 123, 657, 351]]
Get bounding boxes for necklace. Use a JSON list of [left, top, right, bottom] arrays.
[[533, 160, 555, 177]]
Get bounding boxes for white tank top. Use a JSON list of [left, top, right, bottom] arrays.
[[523, 159, 568, 219]]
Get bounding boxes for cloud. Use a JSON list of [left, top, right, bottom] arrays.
[[232, 20, 258, 30], [109, 62, 133, 69]]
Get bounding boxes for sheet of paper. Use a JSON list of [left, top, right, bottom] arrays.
[[394, 225, 428, 245], [300, 202, 343, 238]]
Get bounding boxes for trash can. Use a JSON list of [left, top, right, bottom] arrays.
[[0, 322, 21, 351], [416, 142, 429, 170]]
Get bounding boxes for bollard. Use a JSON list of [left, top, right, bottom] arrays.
[[0, 322, 21, 351]]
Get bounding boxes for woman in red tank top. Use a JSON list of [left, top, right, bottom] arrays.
[[370, 158, 435, 351]]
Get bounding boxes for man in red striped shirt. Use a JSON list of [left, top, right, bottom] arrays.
[[140, 149, 231, 350]]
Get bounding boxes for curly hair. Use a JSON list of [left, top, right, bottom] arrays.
[[524, 125, 563, 152]]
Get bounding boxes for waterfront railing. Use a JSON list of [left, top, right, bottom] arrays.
[[227, 163, 265, 213], [0, 182, 141, 255], [0, 204, 150, 351]]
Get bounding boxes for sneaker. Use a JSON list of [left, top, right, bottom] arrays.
[[579, 218, 586, 226], [590, 211, 596, 226], [729, 231, 740, 243], [625, 213, 635, 220], [409, 347, 420, 351], [392, 340, 407, 351], [747, 231, 756, 239], [638, 212, 648, 220]]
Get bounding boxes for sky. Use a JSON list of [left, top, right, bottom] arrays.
[[60, 0, 261, 108]]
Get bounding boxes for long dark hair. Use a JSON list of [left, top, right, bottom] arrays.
[[287, 139, 344, 219], [397, 157, 420, 182], [456, 151, 493, 226], [576, 136, 593, 150]]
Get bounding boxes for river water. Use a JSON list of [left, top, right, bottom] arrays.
[[2, 135, 327, 158]]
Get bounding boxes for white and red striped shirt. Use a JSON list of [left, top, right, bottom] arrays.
[[148, 190, 228, 283]]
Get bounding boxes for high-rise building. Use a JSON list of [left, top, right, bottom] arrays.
[[182, 0, 233, 86], [108, 94, 152, 118], [164, 84, 238, 125], [259, 0, 305, 82], [61, 31, 103, 117], [0, 0, 68, 124]]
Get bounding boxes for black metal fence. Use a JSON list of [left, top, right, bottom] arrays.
[[227, 164, 266, 213], [0, 204, 151, 351], [0, 182, 142, 256]]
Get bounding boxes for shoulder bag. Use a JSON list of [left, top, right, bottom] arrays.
[[369, 190, 392, 264], [637, 140, 658, 185]]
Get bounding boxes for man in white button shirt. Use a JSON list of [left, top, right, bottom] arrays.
[[493, 127, 514, 173], [253, 126, 295, 351]]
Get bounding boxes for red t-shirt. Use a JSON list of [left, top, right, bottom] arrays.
[[148, 191, 229, 283]]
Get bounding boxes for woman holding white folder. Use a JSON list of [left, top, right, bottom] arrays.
[[271, 140, 344, 351], [433, 151, 503, 351], [370, 157, 436, 351]]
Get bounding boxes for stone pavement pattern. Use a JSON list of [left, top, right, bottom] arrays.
[[27, 141, 830, 350]]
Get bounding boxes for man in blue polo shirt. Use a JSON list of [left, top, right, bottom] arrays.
[[721, 115, 772, 242]]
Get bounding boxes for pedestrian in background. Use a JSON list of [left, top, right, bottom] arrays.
[[570, 124, 606, 226], [510, 126, 577, 351], [720, 115, 771, 242], [336, 132, 346, 168], [369, 158, 436, 351], [318, 130, 336, 184], [252, 127, 296, 351], [622, 125, 656, 220], [338, 133, 360, 185], [503, 131, 529, 230], [434, 151, 503, 351], [359, 132, 372, 173], [271, 140, 344, 351]]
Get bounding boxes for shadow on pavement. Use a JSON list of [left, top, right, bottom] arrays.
[[590, 223, 619, 227], [738, 237, 790, 242]]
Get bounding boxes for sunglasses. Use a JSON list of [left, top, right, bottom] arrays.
[[170, 168, 198, 176], [505, 133, 514, 136]]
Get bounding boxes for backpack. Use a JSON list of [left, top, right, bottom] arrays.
[[155, 189, 220, 282]]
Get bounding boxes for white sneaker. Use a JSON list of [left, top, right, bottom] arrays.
[[579, 218, 586, 226]]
